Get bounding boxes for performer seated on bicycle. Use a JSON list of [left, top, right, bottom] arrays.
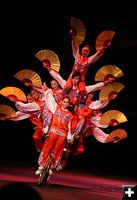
[[35, 93, 74, 176]]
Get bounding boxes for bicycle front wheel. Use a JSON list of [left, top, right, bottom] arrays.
[[38, 168, 49, 186]]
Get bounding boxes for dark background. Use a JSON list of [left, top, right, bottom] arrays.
[[0, 2, 137, 179]]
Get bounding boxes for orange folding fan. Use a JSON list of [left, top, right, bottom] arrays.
[[99, 82, 125, 102], [0, 104, 17, 120], [99, 110, 128, 126], [95, 30, 115, 51], [0, 87, 27, 102], [70, 17, 86, 46], [35, 49, 60, 72], [95, 65, 124, 82], [14, 69, 42, 87], [105, 129, 128, 143]]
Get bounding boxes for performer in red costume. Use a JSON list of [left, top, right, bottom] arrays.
[[36, 93, 74, 175], [64, 32, 112, 94]]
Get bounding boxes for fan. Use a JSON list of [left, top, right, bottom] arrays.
[[95, 30, 115, 52], [0, 104, 17, 120], [95, 65, 124, 82], [35, 49, 60, 72], [105, 129, 128, 143], [14, 69, 42, 87], [99, 110, 128, 126], [99, 82, 125, 102], [70, 17, 86, 46], [0, 87, 27, 102]]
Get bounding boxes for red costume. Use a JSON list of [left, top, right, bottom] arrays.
[[65, 40, 105, 93]]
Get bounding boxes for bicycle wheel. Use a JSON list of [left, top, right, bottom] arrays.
[[38, 168, 49, 186], [38, 153, 53, 186]]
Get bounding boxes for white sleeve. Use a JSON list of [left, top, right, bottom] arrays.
[[32, 86, 45, 94], [49, 70, 66, 89], [91, 116, 108, 128], [9, 111, 30, 121], [66, 121, 73, 140], [15, 101, 40, 112], [92, 127, 108, 143], [88, 100, 109, 110], [86, 82, 105, 93], [71, 40, 79, 57], [44, 89, 57, 114], [88, 50, 104, 64]]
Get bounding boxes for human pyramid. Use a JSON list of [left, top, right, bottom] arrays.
[[0, 17, 128, 182]]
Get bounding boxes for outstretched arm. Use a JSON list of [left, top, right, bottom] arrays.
[[92, 126, 109, 143], [86, 82, 105, 93], [88, 100, 109, 110], [49, 70, 66, 89], [91, 115, 108, 128], [9, 111, 30, 121], [88, 49, 105, 64], [15, 101, 40, 112]]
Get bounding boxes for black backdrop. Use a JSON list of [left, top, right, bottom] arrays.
[[0, 3, 137, 178]]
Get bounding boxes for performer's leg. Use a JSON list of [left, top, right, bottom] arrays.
[[52, 135, 66, 171], [39, 132, 57, 167], [32, 126, 43, 152]]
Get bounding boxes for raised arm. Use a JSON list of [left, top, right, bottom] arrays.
[[44, 89, 57, 114], [49, 69, 66, 89], [71, 38, 79, 58], [32, 85, 47, 94], [88, 49, 105, 64]]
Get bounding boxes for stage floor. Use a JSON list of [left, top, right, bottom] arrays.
[[0, 163, 137, 200]]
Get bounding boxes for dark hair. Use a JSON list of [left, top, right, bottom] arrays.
[[81, 43, 90, 49], [62, 96, 70, 102], [72, 71, 81, 79], [83, 44, 90, 49], [68, 103, 75, 114], [50, 78, 58, 83], [81, 43, 91, 54]]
